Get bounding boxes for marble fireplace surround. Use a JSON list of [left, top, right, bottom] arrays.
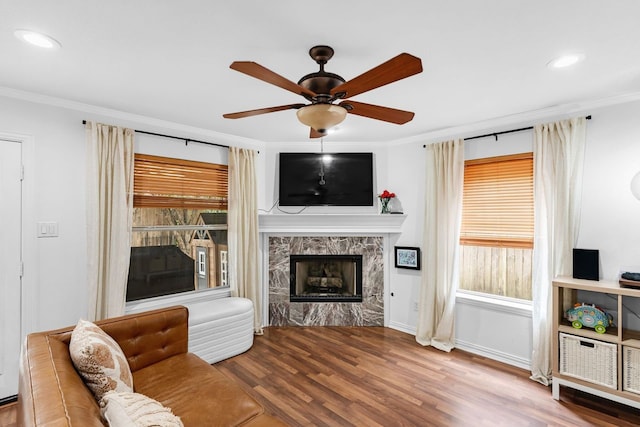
[[259, 214, 406, 327]]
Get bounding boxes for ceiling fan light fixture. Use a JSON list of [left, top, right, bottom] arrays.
[[296, 104, 347, 132]]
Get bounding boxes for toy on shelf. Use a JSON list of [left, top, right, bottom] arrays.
[[565, 303, 614, 334]]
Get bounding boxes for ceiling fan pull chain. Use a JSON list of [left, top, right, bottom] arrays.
[[318, 138, 326, 185]]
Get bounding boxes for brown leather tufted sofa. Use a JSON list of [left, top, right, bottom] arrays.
[[17, 305, 287, 426]]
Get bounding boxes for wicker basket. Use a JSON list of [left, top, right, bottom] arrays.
[[623, 346, 640, 394], [559, 333, 617, 389]]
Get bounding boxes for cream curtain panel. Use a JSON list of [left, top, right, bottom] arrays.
[[85, 121, 135, 321], [416, 139, 465, 351], [228, 147, 263, 334], [531, 117, 587, 385]]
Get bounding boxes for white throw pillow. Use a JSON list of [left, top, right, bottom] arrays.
[[100, 391, 184, 427], [69, 319, 134, 401]]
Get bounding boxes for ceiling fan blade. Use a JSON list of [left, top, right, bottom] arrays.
[[310, 128, 326, 139], [330, 53, 423, 99], [223, 103, 305, 119], [230, 61, 317, 98], [340, 100, 415, 124]]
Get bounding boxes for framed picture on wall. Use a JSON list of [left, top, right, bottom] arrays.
[[394, 246, 421, 270]]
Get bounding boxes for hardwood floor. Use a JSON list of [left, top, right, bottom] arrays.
[[0, 402, 16, 427], [217, 327, 640, 427], [2, 326, 639, 426]]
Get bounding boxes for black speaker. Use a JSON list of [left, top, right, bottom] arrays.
[[573, 248, 599, 281]]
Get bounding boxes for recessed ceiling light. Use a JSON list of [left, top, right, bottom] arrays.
[[547, 53, 585, 69], [14, 29, 61, 49]]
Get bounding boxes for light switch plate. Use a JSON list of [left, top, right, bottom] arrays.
[[37, 221, 58, 238]]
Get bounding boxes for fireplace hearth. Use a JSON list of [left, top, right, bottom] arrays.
[[290, 254, 363, 303]]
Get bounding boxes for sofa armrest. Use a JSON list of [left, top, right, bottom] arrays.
[[18, 334, 105, 427]]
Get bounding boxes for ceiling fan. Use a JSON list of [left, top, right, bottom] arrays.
[[223, 45, 423, 138]]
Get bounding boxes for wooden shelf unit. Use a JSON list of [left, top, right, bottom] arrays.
[[552, 276, 640, 409]]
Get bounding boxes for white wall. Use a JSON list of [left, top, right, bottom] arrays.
[[383, 127, 535, 368], [4, 90, 640, 371], [0, 96, 88, 333], [386, 99, 640, 368], [0, 94, 263, 335], [578, 102, 640, 279], [386, 141, 425, 332]]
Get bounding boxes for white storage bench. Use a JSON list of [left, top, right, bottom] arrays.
[[186, 297, 254, 364]]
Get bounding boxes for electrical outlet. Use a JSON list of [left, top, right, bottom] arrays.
[[412, 301, 419, 311]]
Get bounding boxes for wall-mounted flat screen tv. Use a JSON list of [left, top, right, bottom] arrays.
[[278, 152, 374, 206]]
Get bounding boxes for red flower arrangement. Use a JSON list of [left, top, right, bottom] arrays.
[[378, 189, 396, 213], [378, 190, 396, 200]]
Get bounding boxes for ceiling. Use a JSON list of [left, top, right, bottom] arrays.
[[2, 1, 640, 143]]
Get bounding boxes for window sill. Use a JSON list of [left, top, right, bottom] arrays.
[[456, 291, 532, 317], [125, 287, 232, 314]]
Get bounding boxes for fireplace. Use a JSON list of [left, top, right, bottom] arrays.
[[290, 254, 363, 303], [268, 235, 383, 326]]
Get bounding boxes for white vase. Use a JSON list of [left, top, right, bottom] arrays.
[[387, 197, 403, 214]]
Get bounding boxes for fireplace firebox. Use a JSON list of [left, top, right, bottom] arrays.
[[290, 254, 363, 303]]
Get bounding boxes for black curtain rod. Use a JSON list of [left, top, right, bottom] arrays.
[[423, 115, 591, 146], [82, 120, 229, 149], [464, 125, 535, 142]]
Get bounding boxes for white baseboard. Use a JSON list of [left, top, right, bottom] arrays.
[[388, 322, 530, 371], [455, 338, 531, 371], [388, 321, 416, 335]]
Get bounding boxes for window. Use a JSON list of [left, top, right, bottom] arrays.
[[197, 248, 207, 276], [220, 250, 228, 287], [127, 154, 228, 302], [458, 153, 533, 300]]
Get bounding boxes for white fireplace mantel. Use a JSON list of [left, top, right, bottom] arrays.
[[258, 213, 406, 234]]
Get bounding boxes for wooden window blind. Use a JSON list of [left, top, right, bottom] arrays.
[[133, 153, 228, 209], [460, 152, 533, 248]]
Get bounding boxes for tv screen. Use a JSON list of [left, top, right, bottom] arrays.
[[278, 152, 374, 206]]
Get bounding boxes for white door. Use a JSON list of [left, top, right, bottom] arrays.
[[0, 139, 22, 399]]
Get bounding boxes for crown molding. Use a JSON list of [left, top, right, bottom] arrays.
[[390, 91, 640, 146], [0, 86, 264, 150], [4, 85, 640, 150]]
